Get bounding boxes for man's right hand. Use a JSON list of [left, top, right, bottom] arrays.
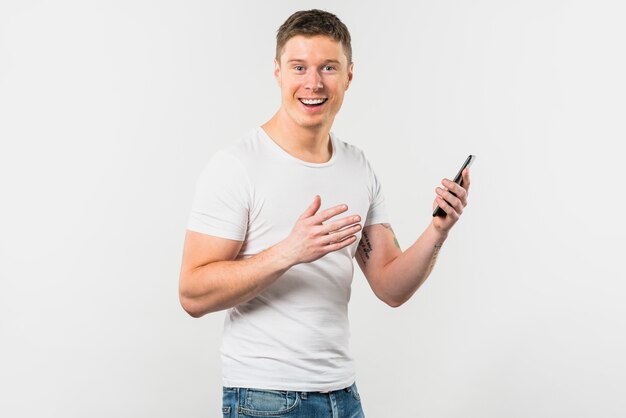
[[179, 195, 361, 317], [277, 195, 362, 266]]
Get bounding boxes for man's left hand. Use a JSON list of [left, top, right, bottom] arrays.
[[432, 168, 471, 235]]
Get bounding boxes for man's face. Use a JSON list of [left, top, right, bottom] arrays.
[[275, 35, 353, 131]]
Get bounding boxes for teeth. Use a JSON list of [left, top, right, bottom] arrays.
[[300, 98, 326, 105]]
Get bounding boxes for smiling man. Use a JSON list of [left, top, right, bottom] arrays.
[[179, 9, 470, 417]]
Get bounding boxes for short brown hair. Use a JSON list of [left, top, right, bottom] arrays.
[[276, 9, 352, 64]]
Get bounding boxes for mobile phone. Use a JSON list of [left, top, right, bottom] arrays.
[[432, 154, 476, 217]]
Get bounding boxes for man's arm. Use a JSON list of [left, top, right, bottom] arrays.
[[179, 195, 362, 317], [356, 169, 471, 307], [179, 231, 284, 317]]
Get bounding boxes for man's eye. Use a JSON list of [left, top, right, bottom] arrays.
[[323, 65, 335, 71], [294, 65, 305, 71]]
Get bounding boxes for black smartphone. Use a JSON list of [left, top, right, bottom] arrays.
[[432, 154, 476, 217]]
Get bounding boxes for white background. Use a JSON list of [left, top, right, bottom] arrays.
[[1, 1, 625, 417]]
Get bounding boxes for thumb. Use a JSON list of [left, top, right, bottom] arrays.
[[461, 168, 471, 192], [299, 195, 321, 220]]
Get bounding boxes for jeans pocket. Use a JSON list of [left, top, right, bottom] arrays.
[[222, 387, 236, 417], [241, 389, 300, 416], [350, 382, 361, 401]]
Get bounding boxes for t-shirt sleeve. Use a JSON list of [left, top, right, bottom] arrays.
[[187, 150, 250, 241], [364, 160, 389, 227]]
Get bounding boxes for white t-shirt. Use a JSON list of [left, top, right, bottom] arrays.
[[188, 127, 389, 391]]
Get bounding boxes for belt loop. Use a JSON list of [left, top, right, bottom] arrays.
[[300, 391, 308, 400], [238, 387, 245, 406]]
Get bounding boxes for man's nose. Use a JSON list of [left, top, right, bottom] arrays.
[[304, 70, 323, 91]]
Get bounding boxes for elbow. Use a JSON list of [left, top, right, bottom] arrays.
[[385, 297, 406, 308], [179, 272, 213, 318], [372, 279, 409, 308], [185, 308, 204, 319], [378, 287, 413, 308], [386, 289, 420, 308], [375, 290, 407, 308], [376, 277, 422, 308], [179, 294, 207, 318]]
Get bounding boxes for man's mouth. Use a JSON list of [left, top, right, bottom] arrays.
[[299, 98, 328, 107]]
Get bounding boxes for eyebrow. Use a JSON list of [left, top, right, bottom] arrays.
[[287, 59, 342, 65]]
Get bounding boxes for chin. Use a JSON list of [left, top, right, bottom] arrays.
[[299, 118, 327, 130]]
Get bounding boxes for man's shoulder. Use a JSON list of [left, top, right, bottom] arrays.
[[218, 127, 263, 157], [204, 127, 267, 172], [331, 132, 369, 164]]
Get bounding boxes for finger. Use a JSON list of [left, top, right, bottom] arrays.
[[442, 178, 467, 201], [435, 196, 460, 220], [462, 168, 471, 193], [323, 234, 358, 252], [435, 187, 460, 214], [299, 195, 321, 220], [436, 187, 464, 213], [323, 214, 362, 234], [313, 203, 350, 224], [324, 223, 362, 244], [435, 187, 463, 214]]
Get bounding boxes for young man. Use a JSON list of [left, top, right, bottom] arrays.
[[179, 9, 470, 417]]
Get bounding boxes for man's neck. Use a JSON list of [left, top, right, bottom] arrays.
[[261, 111, 333, 164]]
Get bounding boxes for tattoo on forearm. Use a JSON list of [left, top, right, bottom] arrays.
[[357, 230, 373, 265], [381, 223, 401, 249], [428, 243, 444, 272]]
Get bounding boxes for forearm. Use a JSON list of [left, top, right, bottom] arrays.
[[179, 243, 292, 317], [378, 223, 448, 306]]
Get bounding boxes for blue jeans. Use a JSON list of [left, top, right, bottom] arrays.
[[222, 382, 365, 417]]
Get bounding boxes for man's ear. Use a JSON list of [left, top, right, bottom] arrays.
[[274, 59, 281, 87], [345, 62, 354, 90]]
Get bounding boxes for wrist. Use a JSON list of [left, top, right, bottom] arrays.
[[428, 222, 449, 244], [268, 240, 298, 270]]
